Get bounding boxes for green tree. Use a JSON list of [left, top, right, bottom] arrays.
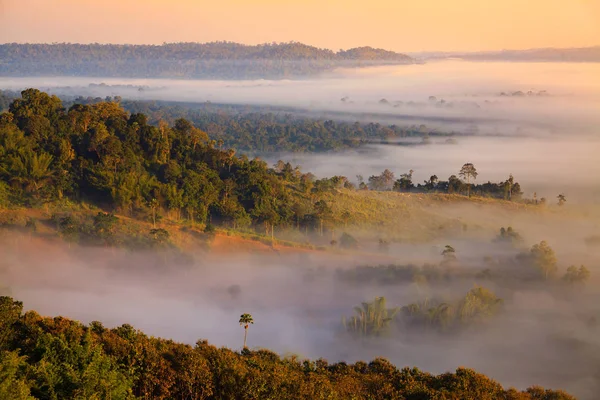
[[0, 351, 33, 400], [7, 150, 54, 197], [563, 265, 590, 285], [342, 297, 399, 338], [529, 241, 558, 280], [0, 297, 23, 350], [92, 212, 118, 246], [459, 163, 478, 197], [313, 200, 333, 236], [457, 286, 503, 325], [393, 170, 414, 192], [58, 215, 79, 244]]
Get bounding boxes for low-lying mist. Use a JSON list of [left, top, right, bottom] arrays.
[[2, 198, 600, 399], [270, 134, 600, 203], [1, 60, 599, 135], [3, 61, 599, 206], [3, 59, 600, 398]]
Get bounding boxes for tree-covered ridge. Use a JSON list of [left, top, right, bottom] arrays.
[[0, 296, 575, 399], [118, 98, 442, 152], [0, 88, 540, 250], [0, 92, 449, 152], [0, 42, 415, 79]]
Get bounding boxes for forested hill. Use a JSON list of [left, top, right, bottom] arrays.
[[0, 296, 576, 399], [0, 42, 415, 79], [0, 89, 525, 236]]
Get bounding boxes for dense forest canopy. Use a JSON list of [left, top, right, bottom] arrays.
[[97, 97, 452, 153], [0, 42, 415, 79], [0, 89, 529, 244]]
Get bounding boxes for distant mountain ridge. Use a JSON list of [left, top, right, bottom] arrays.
[[0, 42, 415, 79], [413, 46, 600, 62]]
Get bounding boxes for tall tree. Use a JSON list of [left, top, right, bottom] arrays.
[[313, 200, 333, 237], [459, 163, 478, 197], [530, 241, 558, 280], [239, 313, 254, 349]]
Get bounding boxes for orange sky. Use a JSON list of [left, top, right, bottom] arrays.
[[0, 0, 598, 52]]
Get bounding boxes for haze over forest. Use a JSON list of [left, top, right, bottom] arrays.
[[1, 1, 600, 399]]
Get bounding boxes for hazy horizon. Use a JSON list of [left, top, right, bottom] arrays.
[[1, 0, 599, 53]]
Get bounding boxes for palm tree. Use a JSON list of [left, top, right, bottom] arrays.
[[239, 313, 254, 349], [342, 297, 399, 337], [8, 150, 54, 196]]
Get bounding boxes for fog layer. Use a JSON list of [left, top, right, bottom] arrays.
[[1, 61, 599, 133]]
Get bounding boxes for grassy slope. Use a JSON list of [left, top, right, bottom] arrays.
[[0, 191, 552, 257], [323, 190, 539, 242]]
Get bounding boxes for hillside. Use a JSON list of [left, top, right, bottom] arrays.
[[0, 89, 529, 244], [0, 295, 575, 399], [0, 188, 566, 260], [0, 42, 415, 79]]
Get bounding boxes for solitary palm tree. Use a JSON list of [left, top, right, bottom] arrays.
[[239, 313, 254, 349]]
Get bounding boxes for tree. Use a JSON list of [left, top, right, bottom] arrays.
[[0, 351, 33, 400], [92, 212, 118, 246], [313, 200, 332, 237], [342, 297, 399, 338], [563, 265, 590, 285], [441, 245, 457, 265], [459, 163, 478, 197], [8, 150, 54, 197], [424, 175, 438, 192], [504, 174, 514, 200], [239, 313, 254, 349], [557, 193, 566, 206], [495, 226, 522, 245], [380, 169, 395, 191], [149, 198, 159, 228], [529, 241, 558, 280], [341, 210, 351, 228], [457, 286, 503, 325], [340, 232, 358, 249], [393, 170, 414, 192], [58, 215, 79, 244]]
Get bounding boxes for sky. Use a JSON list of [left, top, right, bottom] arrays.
[[0, 0, 599, 52]]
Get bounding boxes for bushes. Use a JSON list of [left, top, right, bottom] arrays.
[[340, 232, 359, 249]]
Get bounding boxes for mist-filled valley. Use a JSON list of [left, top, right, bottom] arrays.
[[3, 198, 600, 398], [3, 60, 599, 201], [1, 59, 600, 399]]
